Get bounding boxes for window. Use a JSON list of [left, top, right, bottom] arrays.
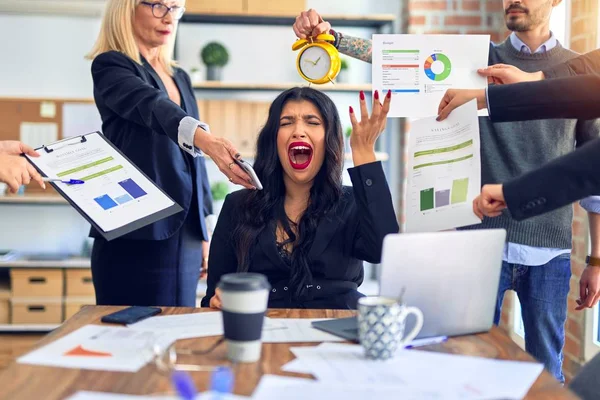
[[549, 0, 569, 45]]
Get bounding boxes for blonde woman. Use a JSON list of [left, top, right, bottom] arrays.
[[87, 0, 252, 307]]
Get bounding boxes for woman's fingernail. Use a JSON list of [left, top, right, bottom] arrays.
[[349, 106, 354, 114], [387, 90, 392, 98], [359, 91, 365, 101], [374, 90, 379, 100]]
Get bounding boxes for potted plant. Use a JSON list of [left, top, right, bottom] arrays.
[[189, 66, 202, 83], [344, 126, 352, 153], [211, 181, 230, 215], [338, 58, 349, 83], [201, 42, 229, 81]]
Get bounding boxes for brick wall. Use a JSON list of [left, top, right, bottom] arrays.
[[563, 0, 599, 383], [408, 0, 507, 42]]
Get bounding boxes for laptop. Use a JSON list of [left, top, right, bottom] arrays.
[[312, 229, 506, 341]]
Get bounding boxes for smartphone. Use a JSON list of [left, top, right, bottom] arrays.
[[234, 158, 263, 190], [100, 306, 162, 325]]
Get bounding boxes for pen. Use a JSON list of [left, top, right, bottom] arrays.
[[210, 366, 234, 399], [42, 178, 85, 184], [171, 371, 197, 400], [404, 336, 448, 349]]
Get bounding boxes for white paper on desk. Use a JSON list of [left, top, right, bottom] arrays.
[[128, 312, 283, 340], [24, 132, 175, 233], [287, 343, 543, 399], [404, 100, 481, 233], [67, 391, 249, 400], [252, 375, 463, 400], [373, 34, 489, 118], [18, 325, 173, 372], [262, 319, 345, 343]]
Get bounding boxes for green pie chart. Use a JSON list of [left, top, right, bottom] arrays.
[[424, 53, 452, 81]]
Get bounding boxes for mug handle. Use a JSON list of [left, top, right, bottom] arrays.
[[398, 306, 424, 346]]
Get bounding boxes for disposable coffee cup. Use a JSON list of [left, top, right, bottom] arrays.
[[217, 272, 270, 363]]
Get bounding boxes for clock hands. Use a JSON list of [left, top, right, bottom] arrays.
[[304, 58, 316, 66], [314, 56, 322, 65]]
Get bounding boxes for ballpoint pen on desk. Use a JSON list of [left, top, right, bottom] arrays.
[[171, 370, 197, 400], [404, 336, 448, 349], [42, 178, 85, 185], [210, 366, 234, 399]]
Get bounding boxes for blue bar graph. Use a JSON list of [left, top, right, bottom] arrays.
[[119, 179, 147, 199], [94, 194, 118, 210], [115, 194, 133, 205]]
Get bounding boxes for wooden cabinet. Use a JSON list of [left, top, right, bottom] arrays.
[[246, 0, 306, 16], [198, 100, 270, 156], [185, 0, 245, 14], [10, 269, 63, 298], [65, 269, 95, 297], [11, 298, 62, 324], [185, 0, 306, 16]]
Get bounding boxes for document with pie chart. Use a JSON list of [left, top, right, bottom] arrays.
[[372, 34, 489, 118]]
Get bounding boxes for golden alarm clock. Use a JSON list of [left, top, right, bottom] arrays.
[[292, 33, 341, 85]]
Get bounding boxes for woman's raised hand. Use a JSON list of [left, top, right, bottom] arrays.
[[349, 90, 391, 167]]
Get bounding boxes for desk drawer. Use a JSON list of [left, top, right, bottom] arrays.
[[64, 297, 95, 320], [0, 282, 9, 324], [65, 269, 94, 297], [11, 298, 62, 324], [10, 269, 64, 297]]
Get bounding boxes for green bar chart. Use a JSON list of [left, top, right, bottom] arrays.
[[451, 178, 469, 204], [420, 188, 434, 211]]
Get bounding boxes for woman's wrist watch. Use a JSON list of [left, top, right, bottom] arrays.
[[586, 255, 600, 267]]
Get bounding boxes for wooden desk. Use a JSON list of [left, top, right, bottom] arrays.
[[0, 306, 578, 400]]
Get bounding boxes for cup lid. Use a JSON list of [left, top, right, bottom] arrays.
[[217, 272, 270, 292]]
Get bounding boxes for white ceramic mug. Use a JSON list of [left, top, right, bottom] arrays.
[[357, 296, 424, 360]]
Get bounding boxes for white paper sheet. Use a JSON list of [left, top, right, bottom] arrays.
[[283, 343, 543, 400], [262, 319, 345, 343], [24, 132, 175, 232], [18, 325, 173, 372], [404, 100, 481, 232], [252, 375, 462, 400], [372, 34, 489, 118], [19, 122, 58, 149], [128, 312, 283, 341], [62, 103, 103, 138], [67, 391, 249, 400]]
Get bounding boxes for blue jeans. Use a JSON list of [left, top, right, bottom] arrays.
[[494, 255, 571, 383]]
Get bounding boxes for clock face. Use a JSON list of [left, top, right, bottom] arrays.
[[299, 46, 331, 81]]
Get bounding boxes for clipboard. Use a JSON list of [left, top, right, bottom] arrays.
[[26, 131, 183, 241]]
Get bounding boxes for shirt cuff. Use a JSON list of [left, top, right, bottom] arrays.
[[178, 116, 210, 157], [580, 196, 600, 214], [485, 87, 491, 116]]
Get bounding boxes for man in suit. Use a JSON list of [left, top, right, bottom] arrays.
[[0, 140, 45, 193]]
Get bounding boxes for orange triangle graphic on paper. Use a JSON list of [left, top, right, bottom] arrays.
[[63, 345, 112, 357]]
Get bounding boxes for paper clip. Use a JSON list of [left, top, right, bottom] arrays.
[[43, 135, 88, 154]]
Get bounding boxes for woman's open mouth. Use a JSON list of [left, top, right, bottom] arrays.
[[288, 141, 313, 170]]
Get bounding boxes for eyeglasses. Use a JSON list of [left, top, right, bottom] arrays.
[[140, 1, 185, 20], [149, 337, 229, 372]]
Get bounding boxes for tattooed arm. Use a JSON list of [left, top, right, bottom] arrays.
[[337, 33, 373, 64], [293, 9, 373, 64]]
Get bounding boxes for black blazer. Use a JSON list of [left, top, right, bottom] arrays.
[[90, 51, 212, 240], [201, 162, 399, 309], [483, 50, 600, 220]]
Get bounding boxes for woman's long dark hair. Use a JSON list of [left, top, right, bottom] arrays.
[[233, 87, 344, 298]]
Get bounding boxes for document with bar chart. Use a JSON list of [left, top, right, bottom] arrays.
[[372, 34, 489, 118], [26, 132, 181, 240], [405, 100, 481, 233]]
